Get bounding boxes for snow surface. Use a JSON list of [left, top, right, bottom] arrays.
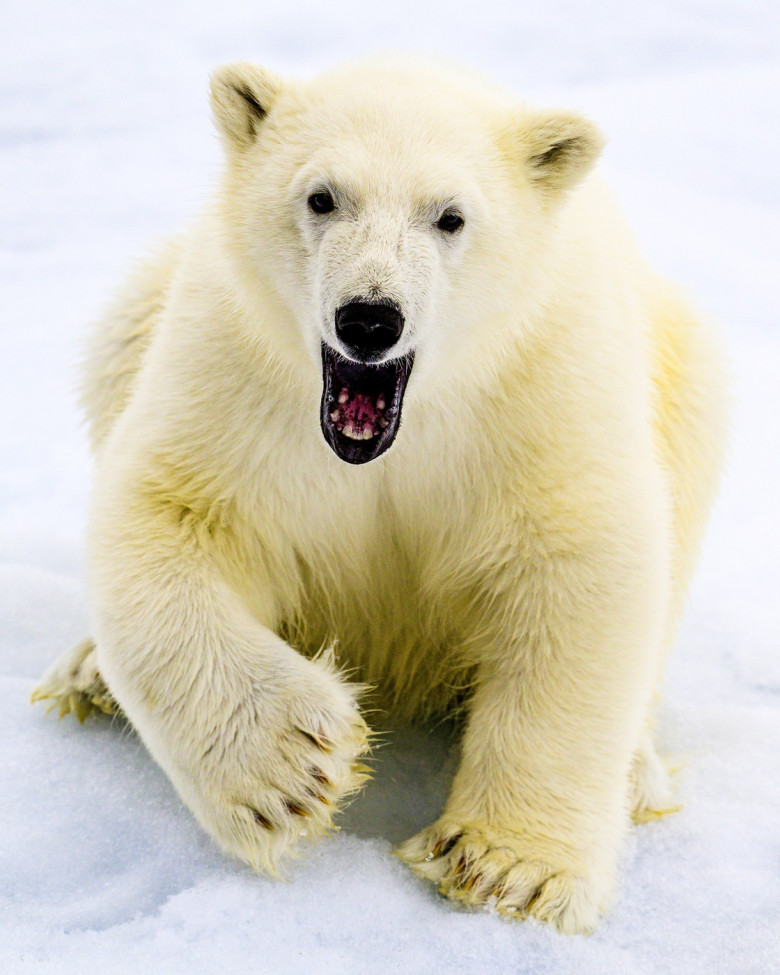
[[1, 1, 779, 972]]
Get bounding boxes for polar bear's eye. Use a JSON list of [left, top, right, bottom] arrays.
[[308, 191, 336, 215], [436, 210, 465, 234]]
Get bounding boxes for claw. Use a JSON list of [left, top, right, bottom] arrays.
[[284, 800, 310, 818], [95, 696, 118, 716], [461, 870, 481, 892], [58, 694, 74, 720], [632, 804, 682, 824], [74, 696, 92, 724], [298, 728, 333, 753], [451, 855, 467, 877], [492, 878, 510, 901], [251, 809, 274, 830], [431, 833, 461, 859], [309, 766, 333, 789], [522, 886, 544, 918], [305, 787, 332, 806]]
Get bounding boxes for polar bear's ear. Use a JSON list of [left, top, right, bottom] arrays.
[[511, 110, 605, 198], [210, 62, 283, 148]]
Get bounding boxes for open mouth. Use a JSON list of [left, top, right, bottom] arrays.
[[320, 344, 414, 464]]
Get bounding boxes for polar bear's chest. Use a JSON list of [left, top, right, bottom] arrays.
[[260, 450, 490, 633]]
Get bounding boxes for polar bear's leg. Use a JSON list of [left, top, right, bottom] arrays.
[[397, 503, 668, 933], [31, 637, 119, 722], [88, 466, 370, 873]]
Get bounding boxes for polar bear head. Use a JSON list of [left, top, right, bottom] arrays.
[[209, 58, 603, 464]]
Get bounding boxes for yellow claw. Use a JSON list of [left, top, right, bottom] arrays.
[[58, 695, 74, 720], [285, 800, 311, 818], [74, 696, 93, 724], [632, 804, 683, 824]]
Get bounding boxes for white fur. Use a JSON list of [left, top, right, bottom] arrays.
[[33, 56, 728, 932]]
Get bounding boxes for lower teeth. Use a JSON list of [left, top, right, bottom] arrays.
[[340, 423, 376, 441]]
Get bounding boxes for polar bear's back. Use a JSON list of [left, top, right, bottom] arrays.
[[81, 237, 182, 451], [647, 277, 729, 621]]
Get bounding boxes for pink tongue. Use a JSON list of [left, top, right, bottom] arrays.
[[343, 391, 378, 426]]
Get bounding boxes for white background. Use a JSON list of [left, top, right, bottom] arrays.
[[1, 1, 778, 972]]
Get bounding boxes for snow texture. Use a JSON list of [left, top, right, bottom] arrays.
[[1, 1, 778, 972]]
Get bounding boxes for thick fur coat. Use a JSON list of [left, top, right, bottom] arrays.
[[34, 57, 728, 932]]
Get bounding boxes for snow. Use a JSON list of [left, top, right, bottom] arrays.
[[1, 1, 779, 971]]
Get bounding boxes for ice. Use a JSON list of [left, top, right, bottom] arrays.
[[1, 1, 778, 971]]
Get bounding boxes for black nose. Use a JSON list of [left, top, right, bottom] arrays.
[[335, 300, 404, 361]]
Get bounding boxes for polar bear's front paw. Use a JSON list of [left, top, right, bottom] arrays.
[[396, 820, 614, 934], [192, 657, 372, 874]]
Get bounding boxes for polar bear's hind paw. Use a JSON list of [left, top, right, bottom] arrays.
[[31, 638, 118, 722]]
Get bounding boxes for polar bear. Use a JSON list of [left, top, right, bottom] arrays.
[[33, 56, 727, 932]]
